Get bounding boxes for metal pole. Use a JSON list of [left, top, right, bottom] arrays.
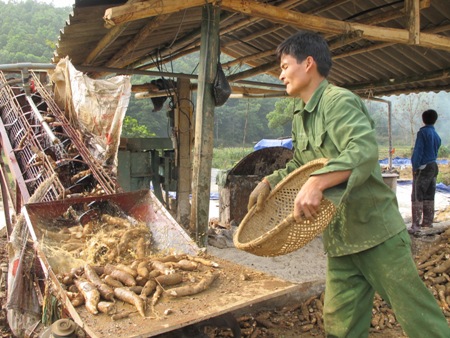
[[369, 97, 393, 170]]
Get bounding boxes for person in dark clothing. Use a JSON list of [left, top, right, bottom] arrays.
[[409, 109, 441, 234]]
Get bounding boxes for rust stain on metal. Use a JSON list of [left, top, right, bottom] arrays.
[[220, 147, 293, 226]]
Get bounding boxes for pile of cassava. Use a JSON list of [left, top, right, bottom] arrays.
[[47, 211, 220, 320], [46, 208, 450, 336], [232, 227, 450, 337]]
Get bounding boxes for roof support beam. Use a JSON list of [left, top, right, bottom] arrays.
[[333, 24, 450, 61], [83, 24, 129, 65], [105, 14, 171, 68], [227, 61, 279, 82], [219, 10, 447, 91], [189, 4, 221, 247], [83, 0, 142, 65], [118, 0, 306, 69], [104, 0, 212, 27], [220, 0, 450, 52], [222, 49, 276, 69], [346, 67, 450, 94], [158, 0, 429, 72], [406, 0, 420, 44], [175, 78, 193, 229]]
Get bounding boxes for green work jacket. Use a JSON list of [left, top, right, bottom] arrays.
[[265, 80, 405, 257]]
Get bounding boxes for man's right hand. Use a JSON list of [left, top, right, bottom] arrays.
[[247, 179, 271, 212]]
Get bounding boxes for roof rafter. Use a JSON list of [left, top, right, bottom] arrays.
[[346, 67, 450, 93], [104, 0, 212, 27], [83, 0, 142, 66], [106, 14, 171, 69], [333, 23, 450, 61], [220, 0, 450, 52], [83, 23, 129, 66], [128, 0, 354, 71], [96, 0, 449, 96], [133, 0, 435, 81], [228, 1, 443, 80], [113, 0, 318, 70]]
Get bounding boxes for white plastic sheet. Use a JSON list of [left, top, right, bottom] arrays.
[[49, 57, 131, 172]]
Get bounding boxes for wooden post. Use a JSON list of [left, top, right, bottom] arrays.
[[190, 4, 220, 246], [175, 78, 193, 228], [406, 0, 420, 45]]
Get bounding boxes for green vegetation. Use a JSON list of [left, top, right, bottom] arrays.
[[121, 116, 155, 138], [0, 0, 71, 63], [438, 145, 450, 158], [1, 1, 448, 154], [437, 171, 450, 186], [212, 147, 253, 170], [379, 145, 449, 161], [379, 146, 412, 160]]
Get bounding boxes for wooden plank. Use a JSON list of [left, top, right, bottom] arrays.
[[104, 0, 211, 27], [131, 82, 160, 93], [230, 86, 285, 95]]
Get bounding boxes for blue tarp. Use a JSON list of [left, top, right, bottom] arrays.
[[437, 183, 450, 194], [252, 142, 450, 193], [398, 180, 450, 194], [379, 157, 411, 166], [254, 138, 293, 151], [379, 157, 448, 167]]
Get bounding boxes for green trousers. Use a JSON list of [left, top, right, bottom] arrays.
[[324, 229, 450, 338]]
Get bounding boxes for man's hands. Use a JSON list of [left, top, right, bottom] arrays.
[[247, 170, 350, 220], [293, 177, 323, 221], [247, 179, 271, 212], [293, 170, 351, 222]]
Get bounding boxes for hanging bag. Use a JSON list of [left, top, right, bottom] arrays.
[[213, 62, 231, 107]]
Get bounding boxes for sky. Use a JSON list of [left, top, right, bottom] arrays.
[[35, 0, 74, 7]]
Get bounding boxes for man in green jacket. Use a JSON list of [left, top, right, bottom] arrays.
[[248, 30, 450, 337]]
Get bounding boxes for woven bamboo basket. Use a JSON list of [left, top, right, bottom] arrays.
[[233, 158, 336, 257]]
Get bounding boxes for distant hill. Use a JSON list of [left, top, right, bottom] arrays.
[[0, 0, 71, 64], [1, 0, 447, 147]]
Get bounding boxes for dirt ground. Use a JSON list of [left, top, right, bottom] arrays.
[[0, 164, 449, 337]]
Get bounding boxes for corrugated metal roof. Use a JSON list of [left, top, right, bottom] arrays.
[[53, 0, 450, 96]]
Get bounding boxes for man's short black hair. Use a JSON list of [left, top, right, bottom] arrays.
[[422, 109, 438, 125], [276, 30, 332, 77]]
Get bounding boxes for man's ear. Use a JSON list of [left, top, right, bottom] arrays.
[[305, 56, 315, 71]]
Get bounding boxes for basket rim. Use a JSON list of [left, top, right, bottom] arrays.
[[268, 158, 329, 197], [234, 158, 332, 251]]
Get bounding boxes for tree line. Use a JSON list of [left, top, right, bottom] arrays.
[[2, 0, 447, 150]]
